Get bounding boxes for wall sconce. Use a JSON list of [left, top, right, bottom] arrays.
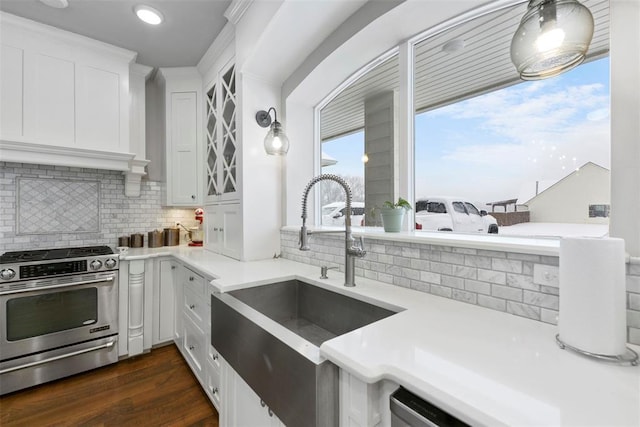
[[256, 107, 290, 156], [511, 0, 594, 80]]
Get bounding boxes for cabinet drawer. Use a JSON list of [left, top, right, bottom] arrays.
[[182, 266, 205, 296], [205, 359, 222, 410], [184, 287, 206, 327], [208, 344, 222, 372], [182, 315, 205, 380]]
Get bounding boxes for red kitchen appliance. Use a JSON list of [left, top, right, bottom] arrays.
[[189, 208, 204, 246]]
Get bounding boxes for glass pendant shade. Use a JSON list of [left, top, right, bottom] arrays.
[[264, 121, 290, 156], [511, 0, 594, 80]]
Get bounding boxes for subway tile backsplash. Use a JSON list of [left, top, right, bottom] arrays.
[[0, 162, 194, 250], [280, 229, 640, 346]]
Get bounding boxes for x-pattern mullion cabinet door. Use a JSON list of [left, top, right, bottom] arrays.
[[205, 61, 239, 204]]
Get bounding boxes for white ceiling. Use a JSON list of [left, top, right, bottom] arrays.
[[0, 0, 232, 67]]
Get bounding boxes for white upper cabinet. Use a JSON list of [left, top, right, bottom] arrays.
[[23, 52, 76, 145], [205, 60, 239, 204], [76, 66, 122, 150], [0, 12, 136, 169], [156, 67, 204, 207], [0, 43, 23, 139]]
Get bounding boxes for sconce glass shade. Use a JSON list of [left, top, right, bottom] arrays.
[[264, 121, 290, 156], [511, 0, 594, 80]]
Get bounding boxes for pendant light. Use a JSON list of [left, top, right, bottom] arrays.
[[256, 107, 290, 156], [511, 0, 594, 80]]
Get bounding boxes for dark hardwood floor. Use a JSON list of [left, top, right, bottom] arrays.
[[0, 344, 219, 427]]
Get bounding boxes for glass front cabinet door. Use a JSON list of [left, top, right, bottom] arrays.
[[205, 62, 238, 203]]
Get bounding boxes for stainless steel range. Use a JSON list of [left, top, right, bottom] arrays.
[[0, 246, 119, 395]]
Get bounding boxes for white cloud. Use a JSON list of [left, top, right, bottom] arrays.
[[416, 77, 610, 202]]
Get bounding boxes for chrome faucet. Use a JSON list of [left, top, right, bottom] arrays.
[[300, 174, 366, 287]]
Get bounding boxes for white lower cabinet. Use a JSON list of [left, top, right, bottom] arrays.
[[153, 259, 176, 345], [226, 367, 285, 427], [183, 287, 207, 325], [205, 358, 223, 410], [157, 258, 285, 426], [204, 203, 242, 259], [182, 314, 205, 381], [118, 259, 153, 357]]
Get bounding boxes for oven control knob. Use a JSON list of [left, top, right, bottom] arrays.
[[90, 260, 103, 271], [0, 268, 16, 280], [105, 258, 117, 269]]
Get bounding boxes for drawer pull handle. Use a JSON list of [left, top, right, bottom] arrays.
[[260, 399, 266, 408], [189, 345, 195, 350], [171, 266, 176, 270], [268, 408, 273, 417], [189, 304, 195, 310], [212, 354, 218, 361], [212, 387, 218, 394], [189, 276, 195, 281]]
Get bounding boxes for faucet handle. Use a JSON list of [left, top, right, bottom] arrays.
[[349, 236, 367, 258]]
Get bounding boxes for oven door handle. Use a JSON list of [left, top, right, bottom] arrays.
[[0, 276, 115, 295], [0, 339, 116, 375]]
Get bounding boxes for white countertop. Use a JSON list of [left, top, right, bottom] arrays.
[[121, 246, 640, 426]]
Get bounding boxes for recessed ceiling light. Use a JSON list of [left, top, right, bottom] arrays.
[[39, 0, 69, 8], [134, 5, 164, 25]]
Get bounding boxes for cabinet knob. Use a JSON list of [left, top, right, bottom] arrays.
[[191, 195, 196, 200], [260, 399, 266, 408], [219, 228, 224, 232], [171, 266, 176, 270], [212, 387, 218, 395], [213, 354, 219, 361], [268, 408, 273, 417], [189, 345, 195, 350], [213, 227, 219, 232], [189, 276, 194, 281], [189, 304, 195, 310]]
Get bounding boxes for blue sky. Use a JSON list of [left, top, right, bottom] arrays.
[[322, 57, 610, 204]]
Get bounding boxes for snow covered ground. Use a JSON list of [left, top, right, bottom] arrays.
[[498, 222, 609, 238]]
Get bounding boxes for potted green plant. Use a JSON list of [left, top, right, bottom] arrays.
[[380, 197, 412, 232]]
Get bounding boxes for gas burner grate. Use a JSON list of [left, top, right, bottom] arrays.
[[67, 246, 113, 258]]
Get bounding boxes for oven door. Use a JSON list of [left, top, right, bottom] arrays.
[[0, 271, 118, 362]]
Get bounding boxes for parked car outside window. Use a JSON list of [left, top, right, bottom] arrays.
[[415, 197, 498, 234], [321, 202, 365, 226]]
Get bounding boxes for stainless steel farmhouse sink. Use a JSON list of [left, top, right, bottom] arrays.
[[211, 279, 400, 427]]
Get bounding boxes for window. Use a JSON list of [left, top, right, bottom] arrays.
[[464, 203, 480, 216], [413, 0, 610, 237], [319, 54, 399, 227], [316, 0, 610, 239], [452, 202, 466, 214], [589, 204, 610, 218], [416, 200, 447, 214]]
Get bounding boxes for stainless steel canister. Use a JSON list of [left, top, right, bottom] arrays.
[[148, 230, 164, 248], [130, 233, 144, 248], [163, 227, 180, 246]]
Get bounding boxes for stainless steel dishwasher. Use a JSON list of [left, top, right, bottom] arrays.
[[390, 387, 470, 427]]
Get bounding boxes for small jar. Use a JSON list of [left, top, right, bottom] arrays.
[[130, 233, 144, 248], [117, 236, 130, 247], [163, 228, 180, 246], [148, 230, 164, 248]]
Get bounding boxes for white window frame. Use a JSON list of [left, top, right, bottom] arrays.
[[312, 0, 640, 258]]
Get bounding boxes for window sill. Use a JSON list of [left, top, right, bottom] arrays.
[[281, 225, 560, 257]]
